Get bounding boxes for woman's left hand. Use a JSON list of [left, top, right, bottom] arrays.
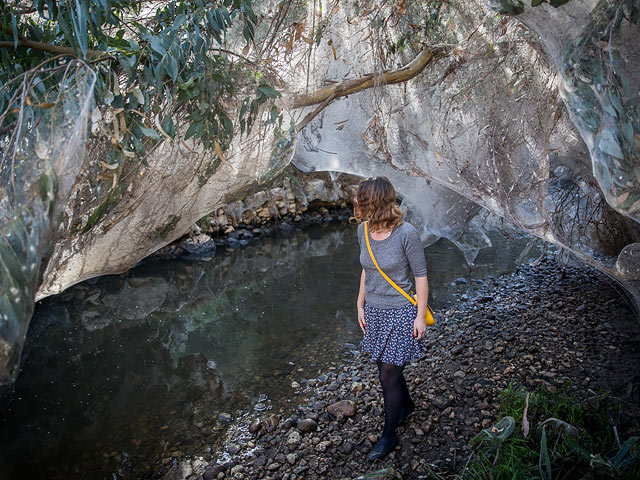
[[413, 316, 426, 341]]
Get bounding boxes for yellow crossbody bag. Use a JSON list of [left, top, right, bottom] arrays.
[[364, 222, 435, 326]]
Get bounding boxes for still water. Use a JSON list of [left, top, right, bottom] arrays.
[[0, 220, 537, 479]]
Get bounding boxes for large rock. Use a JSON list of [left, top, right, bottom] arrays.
[[38, 111, 296, 299], [327, 400, 356, 419], [292, 0, 640, 292]]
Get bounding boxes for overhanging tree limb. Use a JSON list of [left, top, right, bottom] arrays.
[[0, 39, 103, 57], [296, 92, 336, 131], [291, 44, 453, 110]]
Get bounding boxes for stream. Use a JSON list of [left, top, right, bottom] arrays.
[[0, 220, 538, 479]]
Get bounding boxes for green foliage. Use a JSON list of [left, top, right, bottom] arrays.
[[345, 0, 453, 59], [560, 0, 640, 216], [0, 180, 54, 379], [0, 0, 288, 241], [0, 0, 281, 164], [464, 382, 640, 480]]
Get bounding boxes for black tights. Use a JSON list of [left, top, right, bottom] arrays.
[[376, 360, 413, 439]]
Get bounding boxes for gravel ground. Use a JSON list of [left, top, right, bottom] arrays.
[[168, 256, 640, 480]]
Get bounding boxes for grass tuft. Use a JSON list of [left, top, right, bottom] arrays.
[[462, 381, 640, 480]]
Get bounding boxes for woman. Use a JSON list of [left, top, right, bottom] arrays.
[[354, 177, 429, 461]]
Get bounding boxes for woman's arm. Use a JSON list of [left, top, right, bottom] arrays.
[[357, 269, 366, 333], [413, 275, 429, 340], [414, 275, 429, 316]]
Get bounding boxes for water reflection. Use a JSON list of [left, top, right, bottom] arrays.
[[0, 221, 537, 479]]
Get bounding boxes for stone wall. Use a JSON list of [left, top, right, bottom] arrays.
[[196, 167, 360, 236]]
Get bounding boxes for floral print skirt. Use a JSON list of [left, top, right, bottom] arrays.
[[361, 302, 423, 366]]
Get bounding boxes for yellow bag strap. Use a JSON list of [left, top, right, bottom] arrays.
[[364, 221, 417, 306]]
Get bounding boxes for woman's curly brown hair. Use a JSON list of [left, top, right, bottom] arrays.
[[354, 177, 403, 232]]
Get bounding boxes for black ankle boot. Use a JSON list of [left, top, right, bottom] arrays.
[[367, 435, 399, 461], [398, 400, 415, 426]]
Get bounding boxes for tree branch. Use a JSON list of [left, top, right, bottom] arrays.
[[296, 92, 336, 131], [291, 44, 453, 109], [0, 38, 104, 57]]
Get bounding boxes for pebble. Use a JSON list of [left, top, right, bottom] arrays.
[[351, 382, 364, 393], [431, 395, 452, 410], [286, 429, 301, 445], [297, 418, 318, 433], [281, 417, 297, 430], [342, 441, 354, 454], [227, 444, 239, 455], [316, 440, 331, 453], [203, 465, 224, 480], [248, 418, 261, 434], [263, 415, 280, 432]]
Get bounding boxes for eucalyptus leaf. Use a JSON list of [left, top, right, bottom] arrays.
[[131, 134, 146, 155], [206, 11, 219, 33], [598, 129, 624, 159], [623, 121, 634, 145], [132, 87, 145, 105], [607, 91, 624, 116], [162, 116, 175, 138], [221, 115, 233, 138], [70, 0, 88, 58], [184, 121, 204, 140], [239, 98, 249, 119], [129, 39, 141, 52], [11, 13, 18, 49], [257, 85, 281, 99], [243, 25, 252, 43], [118, 55, 132, 76], [139, 127, 160, 139], [222, 7, 232, 25], [150, 36, 167, 56], [168, 55, 178, 82]]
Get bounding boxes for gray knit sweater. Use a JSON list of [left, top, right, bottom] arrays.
[[357, 221, 428, 309]]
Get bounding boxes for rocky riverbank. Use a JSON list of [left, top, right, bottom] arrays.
[[154, 168, 361, 258], [163, 255, 640, 480]]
